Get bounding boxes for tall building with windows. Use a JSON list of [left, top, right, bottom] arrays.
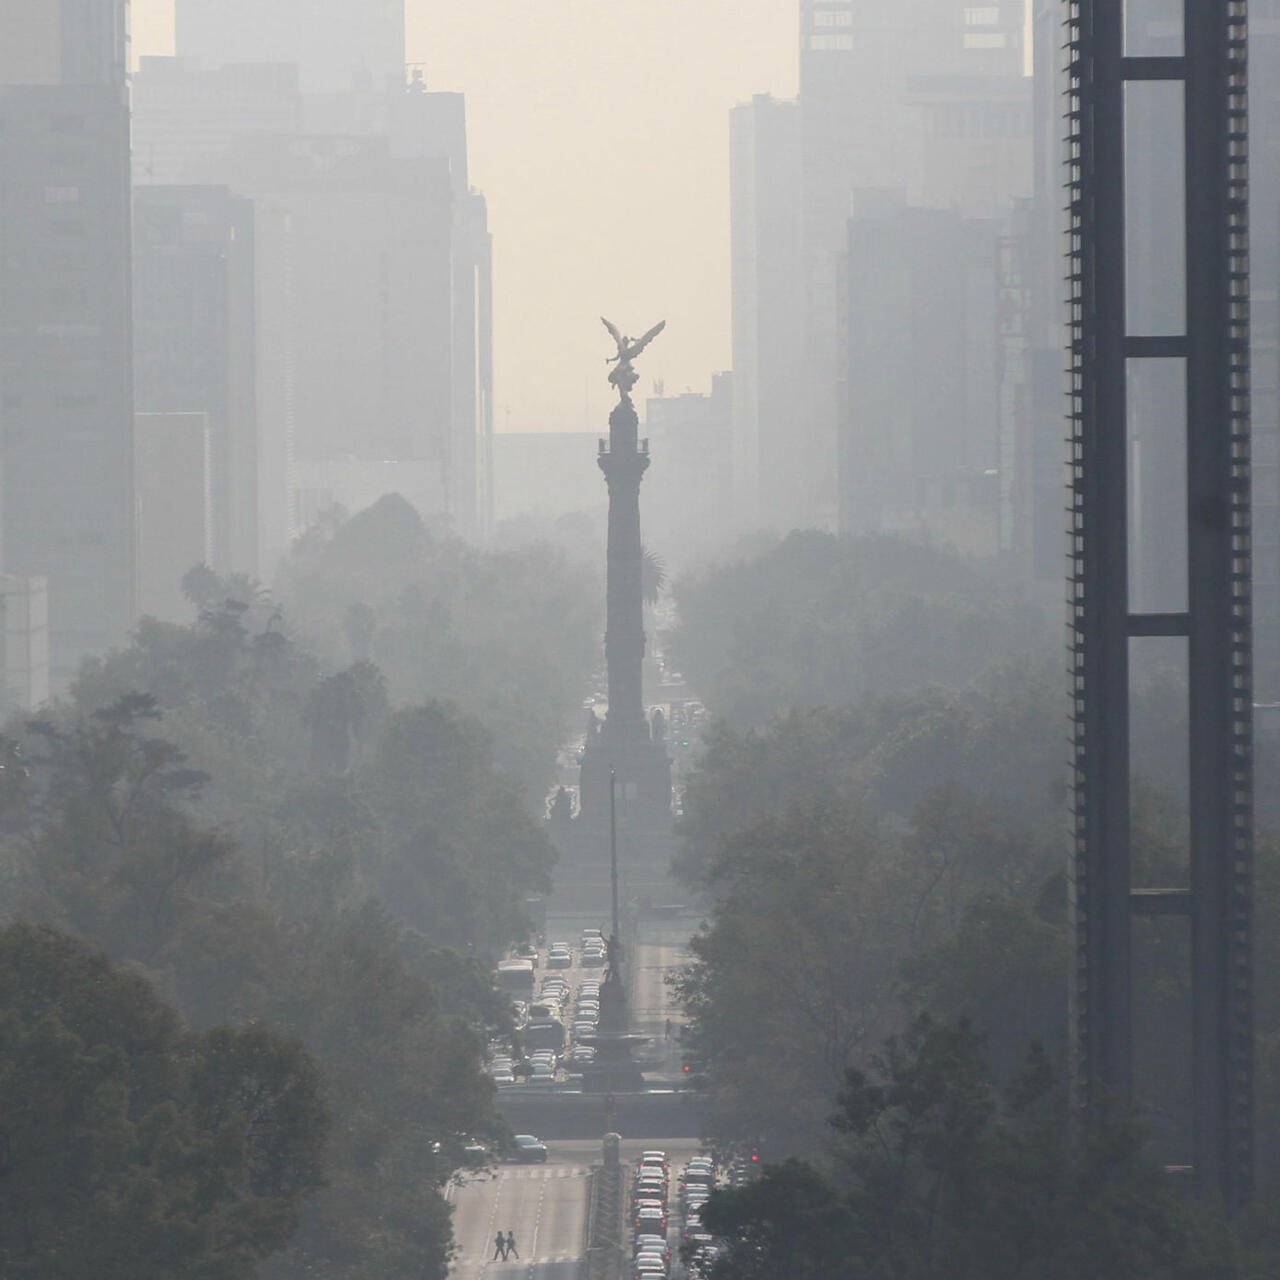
[[801, 0, 1028, 540], [133, 47, 494, 545], [840, 197, 1002, 552], [175, 0, 405, 95], [0, 0, 136, 681], [730, 95, 804, 533], [133, 185, 259, 576]]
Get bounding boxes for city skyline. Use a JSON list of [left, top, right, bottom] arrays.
[[130, 0, 799, 433]]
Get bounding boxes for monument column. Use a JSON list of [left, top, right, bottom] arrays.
[[599, 397, 649, 742], [577, 317, 672, 826]]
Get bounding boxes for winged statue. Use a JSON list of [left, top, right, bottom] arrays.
[[602, 316, 666, 398]]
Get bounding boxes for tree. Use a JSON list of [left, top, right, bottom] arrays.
[[673, 672, 1065, 892], [364, 702, 555, 951], [0, 923, 327, 1279], [14, 695, 234, 965], [702, 1017, 1240, 1280], [304, 660, 389, 773], [673, 796, 911, 1153], [670, 531, 1051, 728], [274, 493, 599, 794]]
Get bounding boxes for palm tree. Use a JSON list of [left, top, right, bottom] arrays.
[[641, 546, 667, 607]]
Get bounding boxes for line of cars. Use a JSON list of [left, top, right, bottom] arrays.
[[487, 930, 609, 1085], [630, 1151, 728, 1280]]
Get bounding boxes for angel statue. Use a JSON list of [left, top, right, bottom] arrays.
[[602, 317, 666, 399]]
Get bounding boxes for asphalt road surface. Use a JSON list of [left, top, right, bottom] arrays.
[[449, 1146, 591, 1280], [456, 908, 702, 1279], [630, 913, 695, 1077]]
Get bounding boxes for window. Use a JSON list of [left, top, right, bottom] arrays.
[[964, 6, 1001, 24], [44, 186, 80, 204], [809, 33, 854, 50], [964, 32, 1008, 48], [813, 9, 853, 26]]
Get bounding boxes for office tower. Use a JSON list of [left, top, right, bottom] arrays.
[[840, 198, 1001, 553], [220, 133, 454, 479], [133, 186, 258, 576], [134, 412, 211, 622], [132, 56, 493, 544], [392, 83, 493, 538], [802, 0, 1027, 532], [730, 95, 804, 533], [643, 373, 735, 572], [131, 58, 302, 186], [176, 0, 406, 95], [0, 0, 135, 681], [0, 575, 50, 713]]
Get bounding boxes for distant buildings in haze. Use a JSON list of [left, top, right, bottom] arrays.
[[0, 0, 493, 705], [0, 0, 134, 686], [132, 31, 493, 557]]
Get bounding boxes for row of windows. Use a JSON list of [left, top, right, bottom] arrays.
[[812, 9, 853, 26], [964, 5, 1001, 25], [810, 30, 1009, 53]]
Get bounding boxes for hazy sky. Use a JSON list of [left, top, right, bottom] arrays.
[[130, 0, 799, 432]]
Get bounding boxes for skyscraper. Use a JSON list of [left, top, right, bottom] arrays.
[[175, 0, 406, 95], [0, 0, 135, 681], [132, 49, 493, 543], [133, 185, 259, 576], [730, 95, 804, 533], [801, 0, 1027, 531], [841, 198, 1002, 551]]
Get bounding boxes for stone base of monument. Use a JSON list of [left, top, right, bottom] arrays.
[[579, 1056, 648, 1095], [579, 971, 648, 1094]]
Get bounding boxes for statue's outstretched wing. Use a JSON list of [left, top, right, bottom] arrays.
[[601, 317, 624, 349], [636, 320, 666, 349]]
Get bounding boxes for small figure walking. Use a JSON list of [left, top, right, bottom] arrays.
[[505, 1231, 519, 1260], [493, 1232, 507, 1261], [665, 1018, 673, 1040]]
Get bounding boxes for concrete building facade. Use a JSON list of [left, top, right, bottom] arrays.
[[0, 0, 136, 681], [131, 55, 493, 548], [133, 185, 258, 576], [800, 0, 1028, 539], [729, 95, 805, 534], [840, 199, 1001, 554], [175, 0, 406, 95], [134, 411, 211, 622], [643, 375, 735, 573]]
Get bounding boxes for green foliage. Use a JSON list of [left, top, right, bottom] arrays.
[[274, 494, 599, 792], [1, 612, 538, 1273], [65, 607, 553, 959], [12, 695, 236, 966], [673, 777, 1056, 1153], [0, 923, 327, 1279], [703, 1017, 1240, 1280], [902, 892, 1069, 1079], [670, 532, 1051, 727], [366, 703, 554, 949], [674, 663, 1064, 889]]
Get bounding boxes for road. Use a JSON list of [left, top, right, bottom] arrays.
[[449, 1139, 704, 1280], [449, 1146, 591, 1280], [630, 913, 695, 1077], [456, 900, 701, 1279]]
